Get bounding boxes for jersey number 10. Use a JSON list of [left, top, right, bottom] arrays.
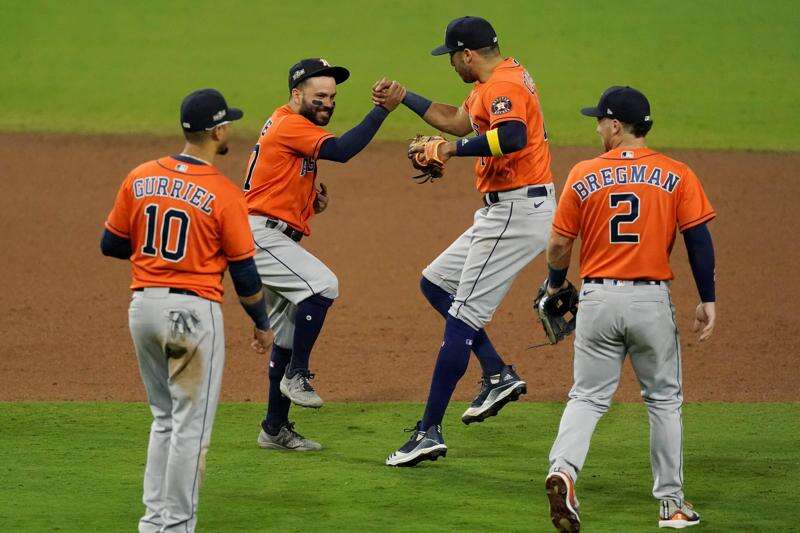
[[141, 204, 190, 261]]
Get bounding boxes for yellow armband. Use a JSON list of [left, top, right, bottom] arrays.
[[486, 128, 503, 157]]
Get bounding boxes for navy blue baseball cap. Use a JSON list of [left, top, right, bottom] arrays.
[[431, 16, 498, 56], [289, 58, 350, 91], [581, 86, 652, 125], [180, 89, 243, 132]]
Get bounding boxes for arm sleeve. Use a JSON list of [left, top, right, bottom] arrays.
[[104, 177, 133, 238], [277, 115, 335, 159], [229, 257, 269, 329], [482, 81, 529, 129], [676, 166, 716, 232], [683, 223, 716, 302], [228, 257, 263, 297], [317, 106, 390, 163], [219, 194, 256, 262], [551, 168, 583, 239], [455, 120, 527, 157], [100, 229, 132, 259]]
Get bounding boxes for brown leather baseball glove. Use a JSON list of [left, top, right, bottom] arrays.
[[408, 134, 448, 183]]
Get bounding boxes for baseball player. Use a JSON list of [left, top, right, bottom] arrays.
[[101, 89, 272, 533], [542, 86, 716, 531], [245, 58, 406, 451], [377, 16, 555, 466]]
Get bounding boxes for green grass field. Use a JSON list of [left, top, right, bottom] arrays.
[[2, 1, 798, 149], [1, 402, 797, 531]]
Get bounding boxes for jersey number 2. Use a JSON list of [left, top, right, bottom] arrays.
[[142, 204, 190, 261], [609, 193, 640, 244]]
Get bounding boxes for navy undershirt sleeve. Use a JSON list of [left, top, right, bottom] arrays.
[[100, 229, 132, 259], [455, 120, 527, 157], [229, 258, 269, 329], [318, 106, 390, 163], [683, 223, 716, 302]]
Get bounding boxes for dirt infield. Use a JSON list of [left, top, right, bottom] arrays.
[[1, 133, 797, 402]]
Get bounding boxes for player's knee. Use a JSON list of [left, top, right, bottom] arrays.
[[642, 393, 682, 411], [569, 393, 613, 413], [447, 302, 490, 331], [318, 270, 339, 300], [420, 276, 452, 315]]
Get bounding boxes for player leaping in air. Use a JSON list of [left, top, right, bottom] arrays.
[[245, 58, 406, 451], [374, 16, 556, 467]]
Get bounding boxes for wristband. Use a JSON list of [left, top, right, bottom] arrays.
[[402, 91, 433, 117], [547, 265, 568, 290]]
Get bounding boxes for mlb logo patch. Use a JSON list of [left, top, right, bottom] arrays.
[[176, 164, 188, 172], [621, 151, 634, 159]]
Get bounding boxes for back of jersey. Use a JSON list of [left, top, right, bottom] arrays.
[[105, 155, 254, 301], [553, 147, 715, 280]]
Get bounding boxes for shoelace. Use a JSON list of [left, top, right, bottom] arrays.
[[296, 371, 316, 391], [285, 421, 307, 440]]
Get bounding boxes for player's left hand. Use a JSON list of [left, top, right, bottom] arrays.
[[692, 302, 716, 342], [313, 182, 329, 214], [408, 136, 455, 165], [251, 326, 273, 354]]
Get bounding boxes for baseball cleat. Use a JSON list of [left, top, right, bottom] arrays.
[[385, 422, 447, 467], [257, 421, 322, 451], [545, 470, 581, 532], [658, 500, 700, 529], [280, 369, 323, 408], [461, 365, 527, 425]]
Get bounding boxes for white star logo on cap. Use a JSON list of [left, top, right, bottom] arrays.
[[457, 41, 464, 46], [606, 108, 613, 115]]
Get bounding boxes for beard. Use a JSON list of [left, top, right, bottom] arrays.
[[299, 99, 334, 126]]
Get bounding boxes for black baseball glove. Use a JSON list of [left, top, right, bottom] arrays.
[[533, 279, 579, 344]]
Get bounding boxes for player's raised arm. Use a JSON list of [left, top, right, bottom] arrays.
[[318, 81, 405, 163], [372, 81, 472, 136]]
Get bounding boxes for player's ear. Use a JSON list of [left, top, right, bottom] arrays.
[[291, 87, 302, 104]]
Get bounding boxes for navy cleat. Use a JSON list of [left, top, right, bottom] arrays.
[[385, 422, 447, 467], [461, 365, 527, 425]]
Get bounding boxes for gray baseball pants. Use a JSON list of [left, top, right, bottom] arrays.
[[129, 288, 225, 533], [548, 280, 686, 504]]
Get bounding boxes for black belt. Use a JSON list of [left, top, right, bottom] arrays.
[[265, 219, 303, 242], [485, 185, 548, 205], [133, 287, 200, 296], [584, 278, 663, 286]]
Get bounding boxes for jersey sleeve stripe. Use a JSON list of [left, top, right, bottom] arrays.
[[552, 222, 578, 239], [679, 211, 716, 232], [312, 133, 335, 160], [104, 221, 130, 238]]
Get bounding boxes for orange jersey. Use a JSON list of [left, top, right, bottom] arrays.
[[552, 147, 715, 280], [463, 57, 552, 193], [105, 155, 255, 302], [243, 105, 334, 235]]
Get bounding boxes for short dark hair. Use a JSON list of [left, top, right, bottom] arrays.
[[474, 44, 500, 57], [183, 130, 209, 144], [622, 120, 653, 138]]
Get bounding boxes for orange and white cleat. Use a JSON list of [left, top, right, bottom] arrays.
[[545, 470, 580, 532], [658, 500, 700, 529]]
